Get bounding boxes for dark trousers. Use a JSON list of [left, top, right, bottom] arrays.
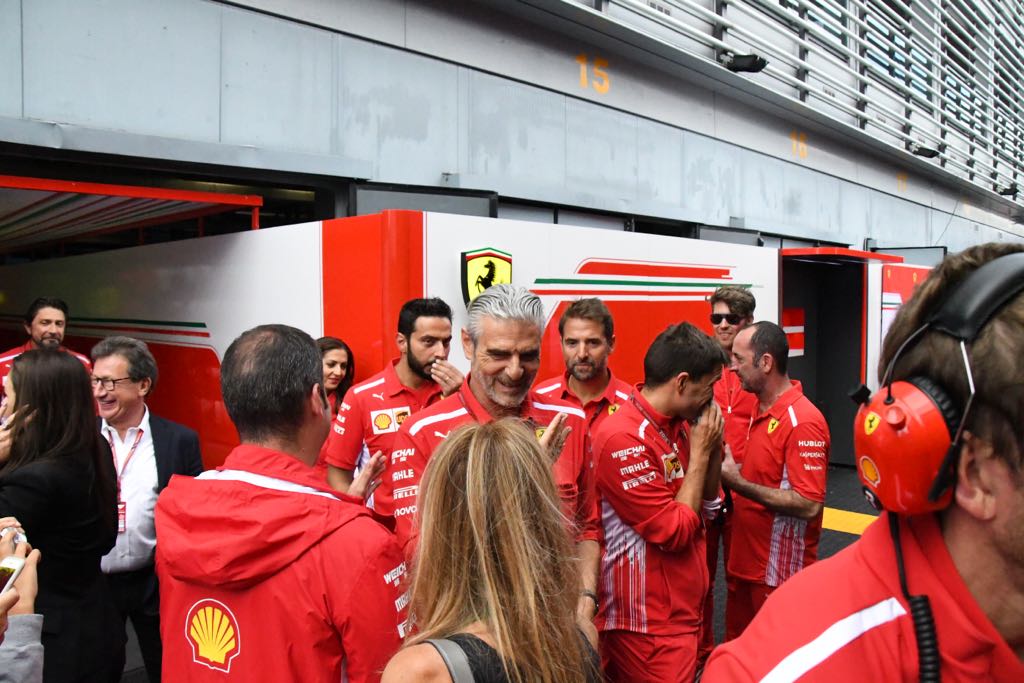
[[106, 565, 163, 683]]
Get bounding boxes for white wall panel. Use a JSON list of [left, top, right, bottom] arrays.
[[220, 7, 333, 154], [0, 0, 21, 118], [565, 98, 638, 200], [22, 0, 220, 141]]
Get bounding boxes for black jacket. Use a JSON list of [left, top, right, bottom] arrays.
[[145, 413, 204, 490]]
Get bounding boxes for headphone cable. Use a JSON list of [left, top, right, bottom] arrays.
[[888, 514, 941, 683]]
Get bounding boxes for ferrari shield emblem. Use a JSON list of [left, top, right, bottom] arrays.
[[462, 247, 512, 306]]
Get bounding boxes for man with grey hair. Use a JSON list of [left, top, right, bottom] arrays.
[[378, 284, 601, 642], [90, 335, 203, 683]]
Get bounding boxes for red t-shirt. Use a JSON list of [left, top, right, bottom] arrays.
[[379, 376, 597, 550], [713, 369, 757, 464], [1, 341, 91, 399], [728, 381, 830, 586], [705, 513, 1024, 682], [322, 360, 443, 472], [534, 370, 633, 438], [593, 389, 710, 636]]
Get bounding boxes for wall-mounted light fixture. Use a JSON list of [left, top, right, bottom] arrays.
[[908, 142, 941, 158], [721, 53, 768, 73], [997, 183, 1019, 198]]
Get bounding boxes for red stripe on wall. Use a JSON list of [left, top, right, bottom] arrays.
[[577, 260, 731, 280]]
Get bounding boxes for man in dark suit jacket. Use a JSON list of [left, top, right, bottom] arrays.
[[91, 336, 203, 683]]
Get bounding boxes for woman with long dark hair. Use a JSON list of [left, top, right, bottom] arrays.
[[317, 336, 355, 417], [0, 349, 122, 683]]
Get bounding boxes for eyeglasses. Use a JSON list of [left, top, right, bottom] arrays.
[[90, 377, 134, 391], [710, 313, 743, 325]]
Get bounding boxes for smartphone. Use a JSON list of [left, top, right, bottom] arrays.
[[0, 555, 24, 594]]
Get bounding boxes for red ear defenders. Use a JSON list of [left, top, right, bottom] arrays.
[[853, 252, 1024, 515]]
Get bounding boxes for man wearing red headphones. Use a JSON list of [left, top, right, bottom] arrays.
[[704, 243, 1024, 681], [719, 321, 830, 640]]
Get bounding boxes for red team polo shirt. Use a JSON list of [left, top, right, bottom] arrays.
[[1, 341, 91, 399], [534, 370, 633, 437], [378, 377, 598, 550], [323, 359, 443, 477], [593, 389, 711, 636], [705, 513, 1024, 682], [728, 381, 830, 587], [713, 370, 758, 464]]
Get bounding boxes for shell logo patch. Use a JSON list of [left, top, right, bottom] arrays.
[[768, 418, 780, 434], [608, 403, 619, 416], [373, 412, 393, 431], [186, 599, 240, 672], [863, 411, 881, 436], [859, 455, 881, 487]]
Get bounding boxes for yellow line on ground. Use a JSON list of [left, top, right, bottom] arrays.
[[822, 507, 878, 536]]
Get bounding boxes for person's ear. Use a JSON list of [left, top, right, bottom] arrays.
[[461, 328, 474, 361], [953, 432, 999, 522], [310, 383, 328, 415], [138, 378, 152, 398], [396, 332, 408, 355]]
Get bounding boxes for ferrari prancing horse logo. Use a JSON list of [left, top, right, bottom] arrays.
[[461, 247, 512, 306], [768, 418, 780, 434]]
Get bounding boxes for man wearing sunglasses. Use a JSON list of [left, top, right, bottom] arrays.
[[91, 336, 203, 683], [699, 286, 758, 666]]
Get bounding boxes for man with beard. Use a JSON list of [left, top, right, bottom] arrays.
[[324, 298, 463, 497], [535, 298, 633, 437], [378, 285, 601, 642], [0, 297, 90, 401], [720, 322, 830, 639]]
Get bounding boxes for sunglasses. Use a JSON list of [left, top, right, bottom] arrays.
[[710, 313, 743, 325]]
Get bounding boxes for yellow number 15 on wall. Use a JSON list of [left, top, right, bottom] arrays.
[[576, 54, 610, 94]]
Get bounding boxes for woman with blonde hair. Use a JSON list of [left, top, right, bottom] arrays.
[[382, 419, 599, 683]]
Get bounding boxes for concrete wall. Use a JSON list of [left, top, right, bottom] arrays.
[[0, 0, 1018, 251]]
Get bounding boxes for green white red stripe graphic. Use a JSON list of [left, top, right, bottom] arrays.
[[0, 314, 210, 339], [463, 247, 511, 262], [530, 258, 745, 301]]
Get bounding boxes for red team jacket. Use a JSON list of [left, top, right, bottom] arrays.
[[155, 446, 406, 682], [0, 341, 91, 398], [377, 377, 598, 550], [704, 513, 1024, 682], [323, 359, 443, 474], [729, 381, 830, 587], [713, 369, 757, 464], [534, 370, 634, 437], [593, 390, 710, 636]]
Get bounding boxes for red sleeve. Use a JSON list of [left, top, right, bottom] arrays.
[[329, 521, 407, 683], [379, 425, 430, 552], [571, 422, 600, 543], [324, 388, 365, 470], [784, 419, 830, 503], [596, 431, 702, 551]]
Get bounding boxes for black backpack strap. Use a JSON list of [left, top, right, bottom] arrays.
[[426, 638, 475, 683]]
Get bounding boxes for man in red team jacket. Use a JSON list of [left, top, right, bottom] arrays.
[[323, 297, 462, 499], [0, 297, 90, 400], [378, 284, 601, 644], [700, 285, 758, 665], [705, 244, 1024, 681], [594, 322, 725, 683], [155, 325, 405, 682], [721, 321, 830, 639], [534, 297, 633, 438]]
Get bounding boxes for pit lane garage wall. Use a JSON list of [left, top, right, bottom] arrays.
[[0, 210, 778, 466]]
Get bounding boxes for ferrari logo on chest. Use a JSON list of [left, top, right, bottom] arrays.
[[768, 418, 780, 434]]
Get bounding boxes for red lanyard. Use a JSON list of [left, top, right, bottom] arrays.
[[108, 429, 144, 498], [629, 394, 681, 454]]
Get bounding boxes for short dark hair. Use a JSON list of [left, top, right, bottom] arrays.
[[221, 325, 323, 443], [643, 322, 726, 387], [398, 298, 453, 338], [748, 321, 790, 375], [709, 286, 756, 319], [91, 336, 159, 390], [24, 297, 69, 325], [558, 298, 614, 341]]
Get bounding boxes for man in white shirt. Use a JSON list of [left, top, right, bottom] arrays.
[[91, 336, 203, 683]]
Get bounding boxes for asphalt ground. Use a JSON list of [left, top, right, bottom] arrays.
[[120, 464, 875, 681]]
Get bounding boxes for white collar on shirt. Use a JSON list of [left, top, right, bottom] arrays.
[[101, 405, 152, 445]]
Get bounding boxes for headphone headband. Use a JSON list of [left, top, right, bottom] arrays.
[[928, 251, 1024, 341]]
